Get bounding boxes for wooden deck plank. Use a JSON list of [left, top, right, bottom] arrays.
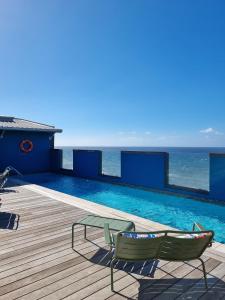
[[72, 260, 170, 300], [0, 228, 101, 270], [0, 230, 101, 274], [179, 263, 225, 299], [150, 258, 220, 300], [0, 239, 106, 294], [0, 183, 225, 299], [107, 261, 185, 300], [0, 242, 107, 299]]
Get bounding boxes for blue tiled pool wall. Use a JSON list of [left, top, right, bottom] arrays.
[[50, 149, 225, 202]]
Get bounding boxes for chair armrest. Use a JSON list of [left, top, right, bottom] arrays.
[[192, 222, 206, 231], [192, 222, 214, 247], [104, 223, 113, 246]]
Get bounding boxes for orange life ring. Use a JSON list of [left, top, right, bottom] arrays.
[[20, 140, 33, 153]]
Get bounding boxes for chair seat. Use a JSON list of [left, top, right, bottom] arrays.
[[78, 214, 135, 231]]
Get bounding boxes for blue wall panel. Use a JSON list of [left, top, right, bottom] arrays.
[[50, 149, 63, 171], [120, 151, 168, 189], [73, 150, 102, 178], [57, 149, 225, 202], [209, 154, 225, 201], [0, 131, 54, 174]]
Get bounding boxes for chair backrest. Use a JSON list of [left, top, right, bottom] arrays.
[[114, 230, 214, 262], [158, 230, 214, 261], [115, 231, 164, 261]]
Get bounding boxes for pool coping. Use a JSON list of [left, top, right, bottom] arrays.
[[10, 177, 225, 262]]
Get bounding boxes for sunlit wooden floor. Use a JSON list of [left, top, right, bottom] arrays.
[[0, 183, 225, 299]]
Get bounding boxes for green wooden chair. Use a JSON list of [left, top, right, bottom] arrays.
[[108, 227, 214, 291]]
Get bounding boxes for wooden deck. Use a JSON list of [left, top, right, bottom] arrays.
[[0, 183, 225, 299]]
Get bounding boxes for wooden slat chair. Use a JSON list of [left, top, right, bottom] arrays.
[[109, 228, 214, 291]]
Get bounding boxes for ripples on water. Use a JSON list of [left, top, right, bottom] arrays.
[[59, 147, 225, 191]]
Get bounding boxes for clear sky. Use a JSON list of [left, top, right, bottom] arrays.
[[0, 0, 225, 147]]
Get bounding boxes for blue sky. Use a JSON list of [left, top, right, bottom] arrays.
[[0, 0, 225, 147]]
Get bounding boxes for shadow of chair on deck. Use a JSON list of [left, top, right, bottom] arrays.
[[0, 184, 18, 195], [87, 248, 225, 299], [90, 247, 159, 278], [135, 277, 225, 299], [72, 235, 225, 299], [105, 269, 225, 299], [0, 212, 20, 230]]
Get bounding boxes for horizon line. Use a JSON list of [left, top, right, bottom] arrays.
[[55, 145, 225, 148]]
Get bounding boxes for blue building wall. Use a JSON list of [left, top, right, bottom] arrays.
[[0, 131, 54, 174], [71, 150, 169, 189], [120, 151, 168, 189], [71, 150, 169, 188], [50, 149, 63, 172], [73, 150, 102, 178], [209, 154, 225, 201]]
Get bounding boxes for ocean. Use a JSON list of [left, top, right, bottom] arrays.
[[58, 147, 225, 191]]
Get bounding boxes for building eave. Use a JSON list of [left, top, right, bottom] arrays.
[[0, 127, 62, 133]]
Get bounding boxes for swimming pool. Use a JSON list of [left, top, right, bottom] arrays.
[[24, 173, 225, 243]]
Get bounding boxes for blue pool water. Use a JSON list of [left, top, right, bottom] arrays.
[[24, 173, 225, 243]]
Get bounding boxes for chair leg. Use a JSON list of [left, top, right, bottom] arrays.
[[110, 258, 116, 291], [199, 258, 208, 290], [72, 223, 78, 249], [84, 225, 87, 239]]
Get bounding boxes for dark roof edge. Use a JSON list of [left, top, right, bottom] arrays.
[[0, 127, 62, 133]]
